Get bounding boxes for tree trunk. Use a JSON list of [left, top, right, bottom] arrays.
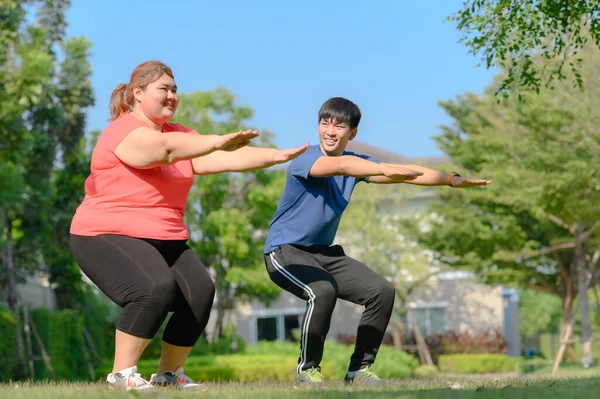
[[575, 228, 593, 367], [390, 321, 403, 350], [553, 289, 576, 374], [211, 288, 226, 343], [4, 218, 26, 378], [391, 306, 407, 350]]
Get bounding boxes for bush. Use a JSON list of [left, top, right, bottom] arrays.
[[245, 340, 300, 356], [439, 330, 507, 354], [79, 289, 119, 369], [136, 340, 419, 382], [438, 354, 521, 374], [0, 307, 19, 380], [29, 308, 89, 381], [401, 329, 508, 363], [0, 304, 117, 382], [519, 358, 551, 374], [145, 324, 246, 359], [414, 365, 439, 378], [137, 354, 340, 382], [247, 340, 418, 379]]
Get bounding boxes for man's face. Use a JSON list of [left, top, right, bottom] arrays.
[[318, 118, 357, 156]]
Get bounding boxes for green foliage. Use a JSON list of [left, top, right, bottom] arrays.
[[518, 288, 562, 338], [414, 365, 440, 378], [144, 324, 247, 359], [438, 354, 521, 374], [78, 289, 121, 369], [0, 307, 18, 379], [520, 358, 552, 374], [413, 40, 600, 351], [0, 0, 95, 310], [138, 354, 337, 382], [427, 329, 508, 356], [449, 0, 600, 96], [175, 88, 285, 338], [338, 183, 443, 334], [0, 305, 114, 382], [136, 340, 419, 382], [29, 308, 87, 380], [243, 340, 302, 356], [246, 340, 419, 379]]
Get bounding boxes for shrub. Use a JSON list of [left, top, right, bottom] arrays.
[[0, 307, 19, 380], [414, 365, 439, 378], [438, 354, 521, 374], [136, 340, 420, 382], [145, 325, 246, 359], [137, 354, 339, 382], [0, 304, 116, 382], [245, 340, 300, 356], [439, 329, 507, 354], [30, 308, 89, 381], [519, 358, 551, 374], [247, 340, 418, 379], [402, 329, 508, 363]]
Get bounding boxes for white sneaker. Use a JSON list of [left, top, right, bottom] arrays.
[[150, 367, 208, 391], [106, 365, 155, 391]]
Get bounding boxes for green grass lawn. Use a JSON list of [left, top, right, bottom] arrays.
[[530, 362, 600, 377], [1, 374, 599, 399]]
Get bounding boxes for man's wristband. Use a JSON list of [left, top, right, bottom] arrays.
[[447, 172, 461, 187]]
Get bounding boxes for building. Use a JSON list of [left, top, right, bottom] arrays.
[[0, 273, 58, 311]]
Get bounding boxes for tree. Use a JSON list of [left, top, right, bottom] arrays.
[[0, 0, 94, 374], [43, 36, 95, 309], [518, 288, 562, 339], [412, 42, 600, 367], [173, 88, 284, 341], [449, 0, 600, 96]]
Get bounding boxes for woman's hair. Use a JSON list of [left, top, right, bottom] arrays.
[[109, 60, 174, 121]]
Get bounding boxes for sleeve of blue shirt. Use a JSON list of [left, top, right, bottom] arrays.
[[289, 146, 324, 180], [289, 146, 381, 181]]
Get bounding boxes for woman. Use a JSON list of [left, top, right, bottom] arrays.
[[70, 60, 307, 391]]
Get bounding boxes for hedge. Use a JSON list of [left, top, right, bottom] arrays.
[[0, 305, 419, 383], [0, 305, 113, 382], [138, 354, 339, 382], [136, 340, 420, 382], [438, 354, 521, 374], [413, 365, 439, 378]]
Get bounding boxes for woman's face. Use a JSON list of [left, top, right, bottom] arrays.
[[134, 73, 179, 124]]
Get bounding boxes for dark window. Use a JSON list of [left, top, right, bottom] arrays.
[[257, 317, 278, 341]]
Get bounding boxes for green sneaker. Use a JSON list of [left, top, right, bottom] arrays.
[[296, 367, 325, 386], [344, 365, 382, 386]]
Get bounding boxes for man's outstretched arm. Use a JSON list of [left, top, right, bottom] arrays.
[[308, 156, 423, 180], [367, 164, 491, 187]]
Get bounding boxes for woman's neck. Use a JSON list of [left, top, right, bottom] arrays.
[[131, 109, 163, 131]]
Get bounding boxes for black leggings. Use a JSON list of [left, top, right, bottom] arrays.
[[70, 234, 215, 346]]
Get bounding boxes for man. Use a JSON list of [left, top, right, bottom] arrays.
[[263, 97, 490, 386]]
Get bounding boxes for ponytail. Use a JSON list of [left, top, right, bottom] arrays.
[[108, 61, 175, 121], [109, 83, 131, 121]]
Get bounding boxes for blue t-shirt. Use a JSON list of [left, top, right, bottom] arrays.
[[263, 145, 379, 253]]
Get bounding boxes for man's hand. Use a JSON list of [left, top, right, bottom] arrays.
[[450, 175, 492, 188], [215, 129, 260, 152], [270, 143, 310, 165], [381, 164, 424, 181]]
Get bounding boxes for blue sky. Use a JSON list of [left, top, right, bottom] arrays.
[[65, 0, 496, 158]]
